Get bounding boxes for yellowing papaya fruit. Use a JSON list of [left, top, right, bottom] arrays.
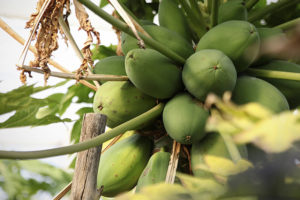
[[196, 20, 260, 72], [135, 151, 171, 192], [93, 56, 126, 84], [191, 132, 250, 178], [232, 76, 289, 113], [125, 49, 183, 99], [158, 0, 191, 42], [93, 81, 156, 128], [162, 93, 209, 144], [182, 49, 237, 101], [121, 25, 194, 59], [218, 0, 247, 24], [97, 134, 153, 197], [255, 60, 300, 108]]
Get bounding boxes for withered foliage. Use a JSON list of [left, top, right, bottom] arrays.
[[25, 0, 71, 84], [73, 0, 100, 81]]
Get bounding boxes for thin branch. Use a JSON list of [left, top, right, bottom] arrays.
[[77, 0, 185, 64], [0, 103, 164, 159], [165, 141, 181, 184], [275, 17, 300, 31], [210, 0, 219, 27], [19, 65, 128, 81], [246, 0, 259, 11], [248, 0, 300, 23], [53, 182, 72, 200], [58, 15, 100, 88], [246, 68, 300, 81], [0, 17, 97, 91]]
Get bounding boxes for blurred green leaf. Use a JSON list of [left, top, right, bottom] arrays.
[[0, 160, 71, 199]]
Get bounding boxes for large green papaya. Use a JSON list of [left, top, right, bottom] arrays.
[[253, 27, 286, 65], [93, 81, 156, 128], [158, 0, 191, 42], [135, 151, 171, 192], [97, 134, 153, 197], [218, 0, 247, 24], [255, 60, 300, 108], [125, 49, 183, 99], [196, 20, 260, 72], [162, 93, 209, 144], [191, 132, 250, 178], [93, 56, 126, 84], [232, 76, 289, 113], [182, 49, 237, 101], [121, 25, 194, 59]]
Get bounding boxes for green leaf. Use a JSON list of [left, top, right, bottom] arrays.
[[70, 107, 94, 143], [0, 160, 71, 199], [99, 0, 109, 8], [91, 44, 117, 61]]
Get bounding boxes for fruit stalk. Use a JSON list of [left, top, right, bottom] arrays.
[[247, 68, 300, 81], [245, 0, 259, 11], [210, 0, 219, 27], [78, 0, 185, 64], [248, 0, 300, 22], [0, 103, 164, 159]]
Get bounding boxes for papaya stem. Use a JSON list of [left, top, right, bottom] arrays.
[[0, 103, 164, 159], [247, 68, 300, 81], [248, 0, 300, 23], [77, 0, 185, 64], [219, 131, 242, 163], [245, 0, 259, 11], [210, 0, 219, 27], [178, 0, 207, 38], [275, 17, 300, 31]]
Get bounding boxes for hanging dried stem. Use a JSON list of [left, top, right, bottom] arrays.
[[25, 0, 71, 84], [73, 0, 100, 80], [112, 11, 124, 56]]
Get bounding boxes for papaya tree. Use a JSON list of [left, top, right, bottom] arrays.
[[1, 0, 300, 199]]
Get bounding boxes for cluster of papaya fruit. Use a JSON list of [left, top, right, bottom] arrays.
[[91, 0, 300, 198]]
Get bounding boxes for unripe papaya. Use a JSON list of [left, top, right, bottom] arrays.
[[93, 56, 126, 84], [158, 0, 191, 42], [125, 49, 183, 99], [196, 20, 260, 72], [255, 60, 300, 108], [135, 151, 171, 192], [253, 27, 286, 65], [191, 132, 250, 178], [182, 49, 237, 101], [218, 0, 247, 24], [232, 76, 289, 113], [97, 134, 153, 197], [121, 25, 194, 59], [163, 93, 209, 144], [93, 81, 156, 128]]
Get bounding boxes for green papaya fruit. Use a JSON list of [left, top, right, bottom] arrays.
[[135, 151, 171, 192], [162, 93, 209, 144], [196, 20, 260, 72], [97, 134, 153, 197], [125, 49, 183, 99], [121, 25, 194, 59], [182, 49, 237, 101], [93, 81, 156, 128], [232, 76, 289, 113], [218, 0, 247, 24], [253, 27, 286, 65], [255, 60, 300, 108], [158, 0, 191, 42], [191, 132, 250, 178], [93, 56, 126, 84]]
